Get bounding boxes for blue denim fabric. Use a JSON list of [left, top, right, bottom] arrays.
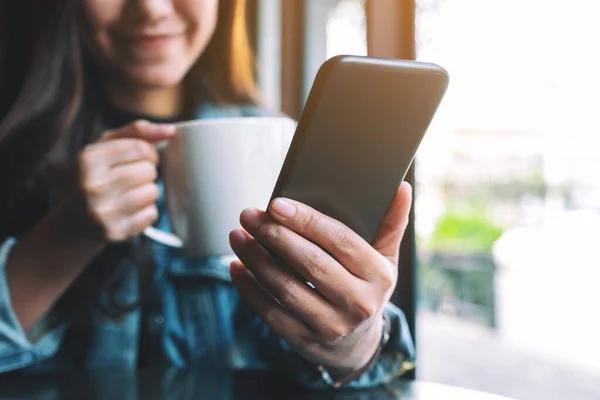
[[0, 104, 415, 387]]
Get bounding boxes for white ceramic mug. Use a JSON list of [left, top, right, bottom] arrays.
[[143, 116, 295, 258]]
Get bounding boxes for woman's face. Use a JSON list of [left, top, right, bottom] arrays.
[[84, 0, 219, 88]]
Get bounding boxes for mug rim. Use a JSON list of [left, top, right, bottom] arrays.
[[154, 116, 294, 150], [174, 116, 293, 130]]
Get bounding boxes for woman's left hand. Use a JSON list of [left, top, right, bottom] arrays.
[[229, 182, 412, 374]]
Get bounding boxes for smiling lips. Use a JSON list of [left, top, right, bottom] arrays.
[[116, 30, 185, 59], [127, 33, 181, 48]]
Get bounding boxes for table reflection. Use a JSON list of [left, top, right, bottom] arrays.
[[0, 367, 405, 400], [0, 366, 512, 400]]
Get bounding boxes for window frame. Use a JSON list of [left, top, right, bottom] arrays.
[[366, 0, 417, 380]]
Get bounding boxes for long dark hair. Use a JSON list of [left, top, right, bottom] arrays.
[[0, 0, 258, 350]]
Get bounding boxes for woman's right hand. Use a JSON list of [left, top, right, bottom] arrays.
[[66, 120, 176, 243]]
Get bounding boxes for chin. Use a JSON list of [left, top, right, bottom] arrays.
[[124, 64, 190, 89]]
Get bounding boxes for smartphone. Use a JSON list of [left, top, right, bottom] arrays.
[[270, 55, 449, 243]]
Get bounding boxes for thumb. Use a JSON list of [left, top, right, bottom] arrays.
[[100, 120, 177, 143], [371, 181, 413, 263]]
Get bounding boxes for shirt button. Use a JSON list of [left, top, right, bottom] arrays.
[[154, 315, 165, 325]]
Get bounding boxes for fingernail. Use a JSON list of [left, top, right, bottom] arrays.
[[162, 124, 177, 133], [240, 208, 261, 228], [229, 229, 247, 247], [271, 198, 296, 218], [149, 123, 175, 133]]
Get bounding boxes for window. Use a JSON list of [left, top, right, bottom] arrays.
[[415, 0, 600, 398], [325, 0, 367, 59], [303, 0, 367, 102], [265, 1, 600, 397]]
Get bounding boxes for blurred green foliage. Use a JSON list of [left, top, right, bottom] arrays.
[[427, 207, 504, 254]]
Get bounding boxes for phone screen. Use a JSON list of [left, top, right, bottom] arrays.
[[271, 56, 448, 243]]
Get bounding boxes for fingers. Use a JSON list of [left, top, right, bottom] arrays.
[[119, 183, 160, 215], [262, 186, 410, 284], [127, 205, 159, 236], [75, 120, 173, 243], [371, 181, 412, 262], [231, 184, 412, 372], [96, 204, 158, 242], [100, 120, 176, 143], [232, 256, 388, 371], [81, 160, 157, 198], [110, 161, 158, 191], [229, 260, 312, 345], [255, 199, 378, 281], [87, 120, 177, 168], [230, 230, 352, 340], [83, 139, 159, 168], [236, 209, 361, 310]]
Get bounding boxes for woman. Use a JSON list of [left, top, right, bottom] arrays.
[[0, 0, 415, 388]]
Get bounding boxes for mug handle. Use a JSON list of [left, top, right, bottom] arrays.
[[143, 226, 184, 248], [141, 139, 184, 248]]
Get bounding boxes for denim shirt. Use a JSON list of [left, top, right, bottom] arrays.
[[0, 104, 415, 387]]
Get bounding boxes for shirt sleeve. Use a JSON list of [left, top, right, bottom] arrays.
[[250, 301, 415, 389], [0, 237, 68, 373]]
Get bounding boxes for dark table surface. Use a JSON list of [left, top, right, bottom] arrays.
[[0, 367, 514, 400]]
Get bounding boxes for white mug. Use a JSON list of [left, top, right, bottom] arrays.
[[143, 116, 295, 258]]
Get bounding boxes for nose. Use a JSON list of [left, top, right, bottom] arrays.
[[136, 0, 174, 21]]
